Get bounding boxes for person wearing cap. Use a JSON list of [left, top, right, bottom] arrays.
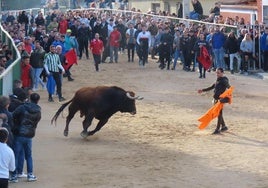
[[109, 26, 121, 63], [0, 127, 15, 188]]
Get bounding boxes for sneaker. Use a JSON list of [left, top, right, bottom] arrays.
[[18, 172, 27, 178], [9, 176, 18, 183], [48, 98, 54, 102], [27, 174, 37, 182], [59, 97, 66, 102], [212, 130, 221, 135], [221, 126, 228, 132]]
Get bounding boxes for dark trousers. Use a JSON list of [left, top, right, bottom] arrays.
[[140, 46, 149, 65], [93, 54, 101, 71], [0, 178, 8, 188], [216, 109, 226, 131], [50, 72, 62, 99], [198, 62, 206, 77], [263, 51, 268, 71], [78, 39, 89, 58], [127, 43, 135, 61]]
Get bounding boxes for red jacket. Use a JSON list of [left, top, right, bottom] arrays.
[[109, 30, 121, 47], [59, 19, 68, 34], [90, 39, 104, 55], [21, 63, 33, 89]]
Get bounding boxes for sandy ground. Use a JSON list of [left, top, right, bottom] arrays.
[[10, 52, 268, 188]]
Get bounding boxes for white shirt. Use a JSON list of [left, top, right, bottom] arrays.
[[0, 142, 15, 179], [136, 31, 152, 48]]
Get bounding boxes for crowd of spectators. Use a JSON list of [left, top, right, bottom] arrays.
[[0, 2, 268, 81]]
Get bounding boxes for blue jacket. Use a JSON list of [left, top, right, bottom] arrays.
[[260, 33, 268, 51], [212, 31, 225, 49]]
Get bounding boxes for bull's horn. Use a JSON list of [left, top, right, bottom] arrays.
[[126, 92, 144, 100]]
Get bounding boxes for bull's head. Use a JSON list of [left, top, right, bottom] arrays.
[[121, 92, 143, 115]]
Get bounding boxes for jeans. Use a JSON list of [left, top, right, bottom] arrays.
[[213, 47, 225, 69], [13, 136, 33, 174], [189, 11, 200, 20], [229, 52, 241, 71], [33, 68, 45, 90], [110, 46, 119, 63], [173, 49, 181, 69]]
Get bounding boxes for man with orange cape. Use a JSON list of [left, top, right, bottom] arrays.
[[198, 68, 232, 134]]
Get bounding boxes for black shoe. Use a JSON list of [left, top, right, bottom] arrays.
[[63, 73, 67, 77], [68, 77, 74, 81], [48, 98, 54, 102], [231, 70, 234, 74], [212, 130, 221, 134], [199, 75, 202, 79], [59, 97, 66, 102], [203, 74, 206, 78], [221, 126, 228, 132]]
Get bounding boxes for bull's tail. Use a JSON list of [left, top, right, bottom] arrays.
[[51, 99, 73, 125]]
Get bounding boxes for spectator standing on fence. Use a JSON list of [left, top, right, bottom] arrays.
[[189, 0, 203, 20]]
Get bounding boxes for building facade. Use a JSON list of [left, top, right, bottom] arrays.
[[128, 0, 267, 24]]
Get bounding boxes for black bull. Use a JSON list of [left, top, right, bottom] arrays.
[[51, 86, 143, 138]]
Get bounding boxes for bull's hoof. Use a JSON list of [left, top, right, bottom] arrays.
[[63, 130, 68, 137], [80, 131, 88, 138]]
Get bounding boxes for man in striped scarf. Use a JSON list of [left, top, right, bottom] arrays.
[[44, 45, 66, 102]]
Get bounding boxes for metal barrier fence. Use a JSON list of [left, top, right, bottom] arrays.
[[0, 24, 21, 96]]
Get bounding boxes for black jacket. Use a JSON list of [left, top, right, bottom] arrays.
[[12, 102, 41, 138], [203, 76, 230, 100]]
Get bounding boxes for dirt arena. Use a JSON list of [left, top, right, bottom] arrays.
[[10, 53, 268, 188]]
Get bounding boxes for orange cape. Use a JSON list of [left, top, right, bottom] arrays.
[[198, 86, 234, 130]]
